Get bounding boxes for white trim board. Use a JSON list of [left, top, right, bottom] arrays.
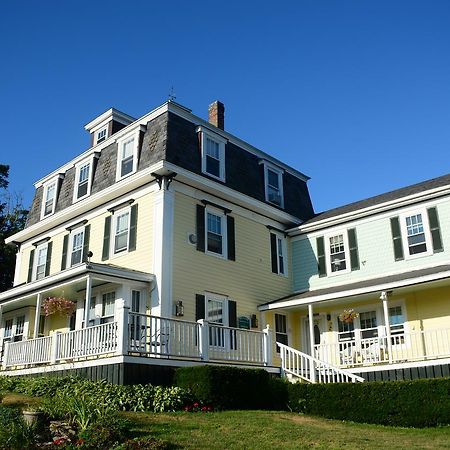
[[348, 357, 450, 374]]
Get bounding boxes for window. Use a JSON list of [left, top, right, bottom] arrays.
[[270, 233, 287, 275], [116, 133, 138, 180], [359, 310, 378, 339], [69, 227, 85, 266], [275, 314, 288, 352], [74, 160, 92, 201], [263, 162, 284, 208], [35, 244, 48, 280], [2, 315, 26, 342], [42, 180, 57, 217], [337, 318, 355, 342], [405, 214, 427, 255], [206, 294, 228, 347], [130, 290, 142, 341], [95, 126, 107, 144], [101, 292, 115, 323], [114, 210, 130, 254], [206, 209, 227, 257], [389, 305, 405, 344], [329, 234, 347, 272], [199, 129, 226, 181], [4, 319, 13, 338]]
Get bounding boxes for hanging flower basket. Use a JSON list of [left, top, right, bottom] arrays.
[[43, 297, 76, 317], [339, 309, 359, 324]]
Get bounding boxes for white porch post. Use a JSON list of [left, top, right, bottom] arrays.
[[263, 324, 273, 366], [33, 293, 42, 339], [83, 275, 92, 328], [151, 175, 175, 318], [116, 299, 129, 356], [197, 319, 209, 361], [380, 291, 393, 363], [50, 331, 61, 364], [308, 303, 317, 383], [2, 341, 9, 370]]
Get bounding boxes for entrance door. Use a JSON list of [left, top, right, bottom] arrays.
[[302, 315, 326, 358]]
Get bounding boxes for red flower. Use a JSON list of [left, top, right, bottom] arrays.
[[193, 402, 199, 407]]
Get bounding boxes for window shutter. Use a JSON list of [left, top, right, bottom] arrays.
[[195, 294, 205, 321], [61, 234, 69, 270], [347, 228, 360, 271], [45, 242, 52, 277], [390, 217, 404, 261], [129, 204, 138, 252], [102, 216, 111, 261], [317, 236, 326, 277], [270, 233, 278, 273], [82, 225, 91, 262], [227, 215, 235, 261], [27, 249, 35, 283], [196, 205, 205, 252], [228, 299, 237, 350], [427, 207, 443, 253]]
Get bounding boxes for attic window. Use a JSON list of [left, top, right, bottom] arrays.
[[41, 177, 61, 218], [95, 127, 108, 144], [262, 161, 284, 208]]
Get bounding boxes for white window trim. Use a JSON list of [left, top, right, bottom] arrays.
[[95, 125, 108, 145], [324, 229, 351, 276], [205, 292, 229, 326], [111, 206, 131, 257], [1, 309, 30, 341], [399, 207, 433, 260], [272, 231, 288, 276], [73, 156, 95, 203], [67, 226, 85, 268], [40, 176, 60, 219], [205, 206, 228, 259], [262, 161, 284, 209], [33, 242, 48, 281], [116, 130, 140, 181], [199, 128, 227, 182]]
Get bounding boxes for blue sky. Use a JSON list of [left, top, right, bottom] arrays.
[[1, 1, 450, 213]]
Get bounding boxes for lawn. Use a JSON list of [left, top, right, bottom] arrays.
[[127, 410, 450, 450]]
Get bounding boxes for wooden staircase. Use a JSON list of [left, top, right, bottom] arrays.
[[277, 343, 365, 383]]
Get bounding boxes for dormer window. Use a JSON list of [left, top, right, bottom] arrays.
[[197, 127, 226, 182], [262, 162, 284, 208], [116, 130, 139, 181], [41, 177, 60, 218], [95, 126, 108, 144], [73, 157, 95, 202]]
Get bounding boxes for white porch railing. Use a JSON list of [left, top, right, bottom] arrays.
[[2, 307, 272, 369], [314, 327, 450, 368], [277, 342, 365, 383]]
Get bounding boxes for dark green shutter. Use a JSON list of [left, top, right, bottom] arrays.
[[228, 300, 237, 350], [427, 207, 443, 253], [102, 216, 112, 261], [390, 217, 404, 261], [317, 236, 326, 277], [61, 234, 69, 270], [347, 228, 360, 271], [195, 294, 205, 321], [196, 205, 205, 252], [129, 204, 138, 252], [45, 242, 52, 277], [270, 233, 278, 273], [227, 215, 235, 261], [82, 225, 91, 262], [27, 249, 35, 282]]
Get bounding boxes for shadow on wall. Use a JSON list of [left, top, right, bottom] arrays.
[[291, 238, 318, 292]]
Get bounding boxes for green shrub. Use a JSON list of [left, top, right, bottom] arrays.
[[174, 365, 285, 410], [0, 405, 39, 450], [287, 377, 450, 427]]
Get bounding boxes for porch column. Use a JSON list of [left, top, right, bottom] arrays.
[[33, 293, 42, 339], [83, 275, 92, 328], [308, 303, 316, 383], [380, 291, 393, 363]]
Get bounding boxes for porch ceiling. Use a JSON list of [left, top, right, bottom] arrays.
[[259, 264, 450, 312], [0, 262, 154, 312]]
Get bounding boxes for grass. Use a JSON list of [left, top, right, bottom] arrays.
[[2, 394, 450, 449], [126, 410, 450, 450]]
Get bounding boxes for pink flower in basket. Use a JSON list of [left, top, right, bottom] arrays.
[[43, 297, 76, 317], [338, 309, 359, 324]]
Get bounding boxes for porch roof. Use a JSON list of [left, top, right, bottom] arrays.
[[259, 264, 450, 311], [0, 263, 154, 306]]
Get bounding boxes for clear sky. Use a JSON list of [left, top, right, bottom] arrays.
[[1, 1, 449, 214]]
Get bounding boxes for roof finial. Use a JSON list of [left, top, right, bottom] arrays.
[[168, 86, 176, 102]]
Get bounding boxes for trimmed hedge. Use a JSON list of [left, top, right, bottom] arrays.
[[174, 365, 287, 410], [287, 377, 450, 427]]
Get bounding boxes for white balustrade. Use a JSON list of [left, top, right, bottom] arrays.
[[3, 336, 53, 367]]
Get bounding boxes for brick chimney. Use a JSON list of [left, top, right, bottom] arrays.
[[208, 100, 225, 130]]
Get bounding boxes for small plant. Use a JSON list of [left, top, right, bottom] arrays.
[[43, 296, 76, 317], [338, 309, 359, 323], [183, 402, 213, 412]]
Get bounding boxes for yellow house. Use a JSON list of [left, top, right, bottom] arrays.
[[1, 99, 448, 384]]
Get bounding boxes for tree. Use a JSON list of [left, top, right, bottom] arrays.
[[0, 165, 28, 292]]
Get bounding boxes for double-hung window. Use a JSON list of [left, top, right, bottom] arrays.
[[206, 294, 228, 347], [95, 126, 107, 144], [275, 313, 288, 352], [270, 232, 287, 275], [329, 234, 347, 273], [262, 162, 284, 208], [69, 227, 85, 266], [389, 305, 405, 344], [359, 310, 378, 339], [116, 130, 140, 181], [42, 179, 58, 218], [199, 128, 226, 181], [114, 210, 130, 254], [35, 244, 48, 280], [206, 211, 224, 256], [101, 292, 115, 324], [74, 158, 94, 202]]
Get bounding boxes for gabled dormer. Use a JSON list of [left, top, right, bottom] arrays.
[[84, 108, 135, 147]]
